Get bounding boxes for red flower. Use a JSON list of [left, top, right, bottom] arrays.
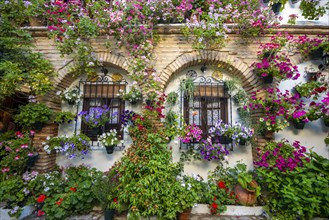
[[37, 210, 45, 216], [37, 194, 46, 203], [218, 181, 226, 189], [69, 187, 77, 192], [56, 198, 63, 206], [113, 197, 118, 203], [213, 197, 216, 201], [211, 202, 218, 209]]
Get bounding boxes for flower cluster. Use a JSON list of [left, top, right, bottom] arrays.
[[254, 139, 310, 172], [257, 32, 293, 59], [179, 124, 203, 143], [118, 86, 142, 104], [57, 87, 81, 105], [98, 130, 121, 147], [43, 134, 91, 159], [210, 180, 237, 215], [252, 54, 300, 81], [199, 138, 229, 161], [292, 35, 324, 58], [78, 105, 114, 128]]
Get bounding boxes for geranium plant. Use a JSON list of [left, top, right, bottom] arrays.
[[78, 105, 113, 128]]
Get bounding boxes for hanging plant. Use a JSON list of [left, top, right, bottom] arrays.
[[180, 77, 195, 99], [166, 92, 179, 106]]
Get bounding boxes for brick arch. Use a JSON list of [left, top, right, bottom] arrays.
[[159, 50, 258, 92], [44, 52, 130, 110]]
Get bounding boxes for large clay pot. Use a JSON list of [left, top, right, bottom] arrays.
[[177, 208, 192, 220], [234, 181, 258, 206]]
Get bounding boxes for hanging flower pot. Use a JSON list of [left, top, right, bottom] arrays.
[[306, 71, 320, 81], [271, 3, 282, 15], [263, 0, 270, 3], [262, 75, 273, 84], [291, 0, 299, 4], [104, 209, 115, 220], [309, 48, 323, 60], [105, 145, 115, 154], [27, 153, 39, 168], [130, 100, 137, 105], [293, 121, 306, 130]]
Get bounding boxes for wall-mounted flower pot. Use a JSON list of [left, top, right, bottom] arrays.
[[293, 121, 305, 130], [67, 100, 75, 105], [262, 75, 273, 84], [239, 139, 247, 146], [271, 3, 282, 15], [323, 118, 329, 127], [291, 0, 299, 3], [33, 122, 44, 131], [306, 71, 320, 81], [105, 145, 115, 154], [104, 209, 115, 220], [91, 127, 102, 136], [219, 136, 232, 144], [263, 0, 270, 3], [27, 153, 39, 168], [130, 100, 137, 105], [309, 48, 323, 60]]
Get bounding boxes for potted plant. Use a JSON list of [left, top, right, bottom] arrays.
[[234, 163, 261, 206], [57, 87, 81, 105], [53, 111, 76, 124], [78, 105, 113, 134], [118, 86, 142, 105], [43, 133, 92, 159], [208, 120, 233, 144], [232, 89, 248, 106], [14, 103, 53, 131], [166, 91, 179, 106], [180, 77, 195, 99], [92, 165, 123, 220], [178, 123, 203, 144], [98, 129, 121, 154], [288, 110, 310, 129]]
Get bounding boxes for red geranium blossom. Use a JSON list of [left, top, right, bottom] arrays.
[[37, 194, 46, 203], [218, 181, 226, 189], [56, 198, 63, 206], [113, 197, 118, 203], [211, 202, 218, 209], [37, 210, 45, 216], [70, 187, 77, 192]]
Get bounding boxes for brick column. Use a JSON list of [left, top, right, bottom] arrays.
[[32, 123, 59, 173]]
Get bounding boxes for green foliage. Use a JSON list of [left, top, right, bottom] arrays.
[[257, 152, 329, 219], [0, 175, 25, 217], [53, 111, 76, 124], [166, 92, 179, 106], [164, 110, 179, 141], [180, 77, 195, 99], [14, 103, 53, 130], [25, 166, 103, 220], [299, 0, 329, 20]]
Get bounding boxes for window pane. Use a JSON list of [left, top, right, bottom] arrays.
[[189, 110, 200, 125]]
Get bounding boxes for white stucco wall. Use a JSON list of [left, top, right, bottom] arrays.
[[275, 60, 329, 159], [56, 65, 254, 178], [272, 0, 329, 25]]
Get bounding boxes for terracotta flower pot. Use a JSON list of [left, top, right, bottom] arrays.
[[177, 208, 192, 220], [234, 181, 258, 206]]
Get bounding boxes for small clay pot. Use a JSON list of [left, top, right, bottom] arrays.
[[234, 181, 258, 206]]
